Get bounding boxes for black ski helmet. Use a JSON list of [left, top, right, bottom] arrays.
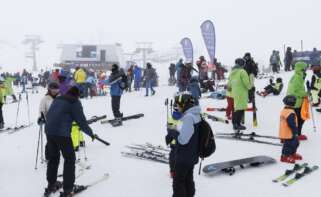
[[235, 58, 245, 67], [283, 95, 296, 107], [174, 92, 195, 112], [276, 77, 282, 83]]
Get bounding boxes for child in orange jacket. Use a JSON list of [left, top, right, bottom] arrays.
[[279, 95, 302, 163]]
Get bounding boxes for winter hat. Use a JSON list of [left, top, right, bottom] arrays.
[[111, 64, 119, 72], [48, 82, 59, 89], [283, 95, 296, 107]]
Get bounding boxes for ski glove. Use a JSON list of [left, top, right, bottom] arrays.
[[37, 117, 46, 125]]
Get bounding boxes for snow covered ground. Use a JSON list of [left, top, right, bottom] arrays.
[[0, 63, 320, 197]]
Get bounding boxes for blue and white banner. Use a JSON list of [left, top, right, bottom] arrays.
[[180, 37, 194, 64], [200, 20, 216, 64]]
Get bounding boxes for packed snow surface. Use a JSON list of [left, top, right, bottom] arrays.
[[0, 63, 320, 197]]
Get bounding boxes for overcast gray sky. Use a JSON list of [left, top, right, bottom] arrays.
[[0, 0, 320, 71]]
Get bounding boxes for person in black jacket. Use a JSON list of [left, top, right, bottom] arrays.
[[44, 86, 95, 197], [166, 93, 201, 197], [284, 47, 293, 71]]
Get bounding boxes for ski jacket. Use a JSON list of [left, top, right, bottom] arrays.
[[311, 73, 321, 91], [272, 82, 283, 95], [284, 50, 293, 65], [133, 67, 142, 82], [279, 108, 298, 139], [174, 106, 201, 166], [227, 65, 252, 110], [39, 94, 55, 116], [187, 80, 201, 100], [4, 77, 15, 96], [108, 71, 123, 96], [286, 62, 308, 108], [143, 67, 156, 82], [0, 85, 5, 104], [45, 94, 93, 138], [74, 69, 87, 83]]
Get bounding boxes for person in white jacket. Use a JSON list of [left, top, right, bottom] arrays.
[[38, 82, 60, 161], [39, 82, 60, 118]]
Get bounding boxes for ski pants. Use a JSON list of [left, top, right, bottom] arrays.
[[226, 97, 234, 119], [294, 107, 305, 135], [111, 96, 122, 118], [172, 164, 195, 197], [46, 135, 75, 193], [145, 80, 155, 96], [282, 137, 299, 156], [0, 103, 3, 124], [232, 110, 245, 127], [134, 80, 141, 90], [264, 85, 279, 95]]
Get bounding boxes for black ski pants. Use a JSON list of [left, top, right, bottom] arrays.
[[111, 96, 122, 118], [46, 135, 75, 193], [282, 137, 299, 156], [172, 164, 195, 197], [294, 107, 305, 135], [232, 110, 244, 127]]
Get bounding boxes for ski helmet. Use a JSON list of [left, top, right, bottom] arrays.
[[235, 58, 245, 67], [283, 95, 296, 107], [276, 77, 282, 83], [174, 92, 195, 112]]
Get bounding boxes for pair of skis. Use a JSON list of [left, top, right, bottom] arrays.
[[273, 163, 319, 186], [0, 123, 33, 134], [122, 143, 169, 164], [215, 132, 282, 146], [100, 113, 144, 125], [202, 113, 229, 124]]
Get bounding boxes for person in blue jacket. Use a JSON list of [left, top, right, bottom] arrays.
[[108, 64, 124, 126], [133, 65, 142, 91], [44, 86, 95, 197]]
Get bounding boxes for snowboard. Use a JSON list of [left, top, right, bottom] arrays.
[[100, 113, 144, 124], [203, 155, 276, 176]]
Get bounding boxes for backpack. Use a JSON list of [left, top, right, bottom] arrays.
[[198, 117, 216, 158], [119, 74, 128, 90]]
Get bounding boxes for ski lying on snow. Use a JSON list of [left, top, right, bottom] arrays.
[[215, 135, 282, 146], [215, 132, 280, 140], [273, 163, 308, 183], [71, 173, 110, 195], [282, 165, 319, 187], [121, 151, 169, 164], [100, 113, 144, 124], [1, 123, 34, 134]]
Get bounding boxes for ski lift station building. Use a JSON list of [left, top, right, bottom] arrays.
[[57, 43, 126, 70]]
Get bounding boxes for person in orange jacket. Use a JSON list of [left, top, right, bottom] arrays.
[[279, 95, 302, 164]]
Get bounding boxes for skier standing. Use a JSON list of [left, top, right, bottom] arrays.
[[143, 62, 156, 96], [108, 64, 124, 126], [279, 95, 302, 163], [73, 67, 87, 98], [133, 65, 142, 91], [310, 68, 321, 106], [243, 52, 258, 103], [270, 50, 281, 73], [38, 82, 60, 160], [227, 58, 252, 130], [284, 47, 293, 71], [286, 62, 308, 140], [166, 93, 201, 197], [44, 86, 95, 197]]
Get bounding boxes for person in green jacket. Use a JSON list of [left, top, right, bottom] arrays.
[[227, 58, 252, 130], [3, 74, 17, 103], [286, 61, 308, 140]]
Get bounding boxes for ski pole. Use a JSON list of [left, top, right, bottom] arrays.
[[15, 94, 22, 128], [165, 98, 169, 122], [83, 141, 88, 161], [40, 124, 44, 163], [35, 125, 42, 170], [26, 92, 31, 125], [94, 134, 110, 146], [306, 81, 317, 132], [170, 99, 173, 115]]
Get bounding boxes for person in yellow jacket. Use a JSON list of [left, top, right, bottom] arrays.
[[73, 67, 87, 98], [0, 78, 6, 129], [279, 95, 302, 164]]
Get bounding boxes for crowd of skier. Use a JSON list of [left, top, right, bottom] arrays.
[[0, 48, 320, 196]]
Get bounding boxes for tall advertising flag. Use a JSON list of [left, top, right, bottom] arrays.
[[200, 20, 216, 64], [180, 37, 194, 64]]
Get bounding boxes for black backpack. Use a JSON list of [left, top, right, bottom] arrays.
[[119, 74, 128, 90], [197, 117, 216, 174], [198, 117, 216, 158]]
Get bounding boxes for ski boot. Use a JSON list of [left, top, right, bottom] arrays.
[[292, 153, 303, 160], [44, 181, 63, 197], [0, 123, 4, 129], [297, 134, 307, 141], [280, 155, 295, 164], [111, 118, 122, 127], [233, 124, 246, 131]]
